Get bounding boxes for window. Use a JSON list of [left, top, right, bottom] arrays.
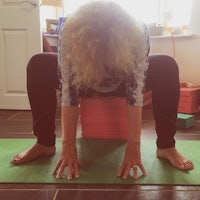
[[163, 0, 192, 27], [63, 0, 193, 36], [40, 0, 63, 32]]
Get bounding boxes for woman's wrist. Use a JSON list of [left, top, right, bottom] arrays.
[[62, 140, 76, 146]]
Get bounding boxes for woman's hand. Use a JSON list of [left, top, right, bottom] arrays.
[[53, 106, 79, 180], [117, 142, 146, 179], [52, 143, 79, 180]]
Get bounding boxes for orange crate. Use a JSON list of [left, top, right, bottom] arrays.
[[178, 87, 200, 114], [79, 97, 128, 140]]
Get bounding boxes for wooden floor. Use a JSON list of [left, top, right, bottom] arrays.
[[0, 108, 200, 200]]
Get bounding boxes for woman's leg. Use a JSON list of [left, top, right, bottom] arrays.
[[146, 54, 193, 170], [12, 53, 59, 165], [146, 54, 180, 148], [27, 53, 59, 146]]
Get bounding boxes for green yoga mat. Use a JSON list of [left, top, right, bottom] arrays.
[[0, 138, 199, 185]]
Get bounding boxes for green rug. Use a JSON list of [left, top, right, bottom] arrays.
[[0, 138, 199, 185]]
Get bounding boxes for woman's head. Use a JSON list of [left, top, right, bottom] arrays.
[[61, 1, 146, 88]]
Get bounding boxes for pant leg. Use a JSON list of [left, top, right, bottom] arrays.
[[27, 52, 59, 146], [146, 54, 180, 148]]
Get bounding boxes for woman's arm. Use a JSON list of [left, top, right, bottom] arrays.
[[117, 23, 150, 179], [52, 105, 79, 180], [52, 18, 80, 179]]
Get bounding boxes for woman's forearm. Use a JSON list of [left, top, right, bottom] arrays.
[[127, 105, 142, 144], [61, 106, 79, 144]]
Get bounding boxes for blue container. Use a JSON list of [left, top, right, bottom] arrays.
[[177, 113, 194, 128]]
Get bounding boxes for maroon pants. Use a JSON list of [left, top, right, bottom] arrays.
[[27, 53, 180, 148]]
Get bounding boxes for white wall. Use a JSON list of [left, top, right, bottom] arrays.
[[150, 35, 200, 85]]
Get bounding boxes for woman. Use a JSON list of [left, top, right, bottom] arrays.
[[51, 1, 193, 179], [12, 1, 193, 180]]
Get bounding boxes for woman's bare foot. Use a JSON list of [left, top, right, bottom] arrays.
[[12, 143, 56, 165], [157, 147, 193, 171]]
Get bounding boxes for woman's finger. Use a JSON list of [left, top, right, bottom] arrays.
[[132, 165, 138, 179], [74, 162, 80, 178], [122, 164, 131, 179], [67, 162, 73, 180], [117, 163, 126, 177], [51, 159, 62, 175], [56, 161, 67, 179], [139, 163, 147, 176]]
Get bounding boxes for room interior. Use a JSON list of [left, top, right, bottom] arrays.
[[0, 0, 200, 200]]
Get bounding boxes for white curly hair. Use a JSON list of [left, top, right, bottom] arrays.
[[61, 0, 146, 89]]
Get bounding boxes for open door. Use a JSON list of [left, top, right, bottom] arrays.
[[0, 0, 42, 110]]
